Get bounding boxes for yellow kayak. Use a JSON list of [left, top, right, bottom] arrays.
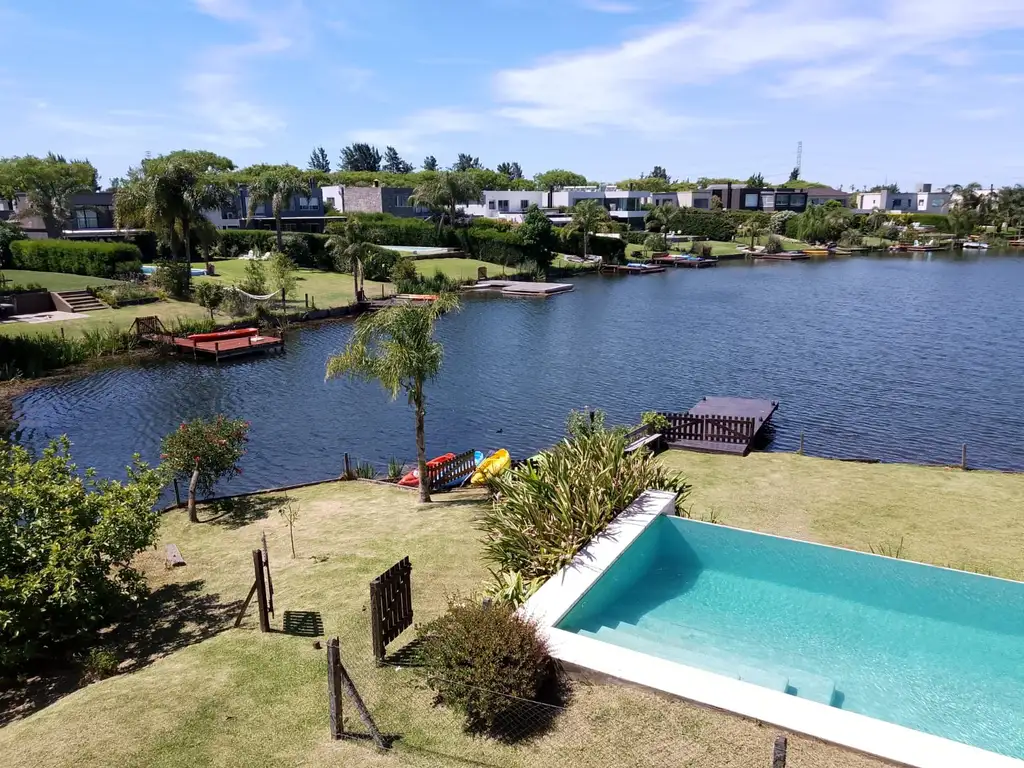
[[471, 449, 511, 485]]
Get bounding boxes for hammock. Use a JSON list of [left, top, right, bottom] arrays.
[[227, 285, 281, 301]]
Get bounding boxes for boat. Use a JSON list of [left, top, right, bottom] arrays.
[[437, 450, 484, 489], [397, 452, 455, 487], [394, 294, 438, 302], [188, 327, 259, 342], [961, 241, 989, 250], [471, 449, 511, 485], [906, 240, 951, 252], [803, 248, 832, 257], [1008, 240, 1024, 247]]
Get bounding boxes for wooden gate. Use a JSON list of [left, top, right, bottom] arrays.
[[428, 449, 477, 491], [369, 556, 413, 663], [659, 412, 755, 447]]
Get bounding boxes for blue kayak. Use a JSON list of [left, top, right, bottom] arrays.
[[438, 450, 484, 489]]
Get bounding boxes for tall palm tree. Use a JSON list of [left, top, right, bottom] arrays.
[[739, 212, 770, 248], [946, 206, 977, 241], [566, 199, 612, 261], [326, 219, 368, 303], [326, 293, 460, 503], [408, 172, 481, 234], [644, 204, 678, 233], [246, 170, 308, 251]]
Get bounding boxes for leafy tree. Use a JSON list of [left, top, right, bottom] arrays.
[[566, 199, 613, 261], [326, 219, 368, 302], [710, 195, 724, 210], [788, 167, 800, 182], [326, 294, 460, 503], [619, 176, 672, 193], [866, 208, 889, 233], [193, 281, 224, 320], [308, 146, 331, 173], [870, 183, 900, 193], [519, 204, 556, 275], [278, 498, 299, 558], [496, 161, 524, 183], [697, 177, 742, 187], [408, 172, 481, 233], [383, 146, 414, 175], [452, 153, 482, 172], [422, 155, 439, 171], [389, 256, 419, 292], [995, 185, 1024, 232], [746, 172, 765, 189], [650, 165, 670, 181], [739, 212, 770, 248], [240, 259, 267, 294], [534, 169, 588, 189], [0, 437, 162, 673], [246, 169, 308, 251], [340, 143, 382, 172], [769, 210, 796, 234], [160, 415, 249, 522], [0, 220, 27, 265], [644, 232, 668, 256], [267, 250, 298, 309], [0, 153, 99, 238], [645, 204, 679, 232]]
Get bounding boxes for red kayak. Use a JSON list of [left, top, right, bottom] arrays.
[[188, 327, 259, 342], [398, 453, 455, 487]]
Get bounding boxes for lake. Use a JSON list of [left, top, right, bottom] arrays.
[[13, 252, 1024, 497]]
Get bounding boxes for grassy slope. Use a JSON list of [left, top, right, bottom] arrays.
[[9, 453, 1023, 767], [1, 270, 121, 292], [411, 257, 511, 280]]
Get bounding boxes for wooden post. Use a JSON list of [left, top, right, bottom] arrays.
[[343, 452, 351, 479], [327, 638, 343, 739], [305, 293, 309, 309], [772, 735, 787, 768], [252, 549, 270, 632], [261, 531, 274, 617], [173, 478, 182, 507], [369, 580, 384, 663], [337, 649, 388, 749], [798, 432, 804, 455], [961, 443, 967, 471]]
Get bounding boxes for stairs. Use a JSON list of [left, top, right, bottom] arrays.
[[54, 290, 108, 313]]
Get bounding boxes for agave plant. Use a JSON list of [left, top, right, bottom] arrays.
[[387, 456, 405, 481]]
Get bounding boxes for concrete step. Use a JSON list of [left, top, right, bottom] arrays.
[[54, 290, 108, 312]]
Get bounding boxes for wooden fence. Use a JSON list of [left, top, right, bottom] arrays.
[[428, 449, 478, 491], [369, 556, 413, 663], [659, 412, 756, 446]]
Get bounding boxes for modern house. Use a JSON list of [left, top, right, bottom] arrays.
[[319, 184, 431, 219], [209, 185, 328, 233], [702, 183, 810, 213], [1, 191, 119, 239], [854, 184, 950, 215], [806, 187, 851, 207]]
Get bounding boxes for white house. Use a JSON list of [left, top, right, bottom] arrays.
[[855, 184, 950, 215]]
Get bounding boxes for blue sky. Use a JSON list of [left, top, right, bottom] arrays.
[[3, 0, 1023, 189]]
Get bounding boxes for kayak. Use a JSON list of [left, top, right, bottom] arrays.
[[397, 453, 455, 487], [471, 449, 511, 485], [188, 327, 258, 342], [437, 450, 484, 489]]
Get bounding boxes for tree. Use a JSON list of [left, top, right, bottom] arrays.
[[452, 153, 482, 172], [746, 172, 765, 189], [870, 183, 900, 193], [246, 169, 307, 251], [534, 169, 588, 189], [267, 251, 298, 309], [566, 199, 612, 262], [995, 185, 1024, 232], [422, 155, 439, 171], [769, 210, 796, 235], [866, 208, 889, 233], [650, 165, 669, 181], [645, 204, 679, 233], [193, 281, 224, 320], [619, 176, 672, 193], [326, 219, 368, 302], [278, 498, 299, 558], [644, 232, 667, 257], [0, 154, 98, 238], [340, 143, 382, 172], [308, 146, 331, 173], [496, 162, 524, 183], [383, 146, 413, 175], [326, 294, 460, 503], [519, 204, 556, 275], [710, 195, 724, 211], [788, 167, 800, 182], [739, 212, 770, 248], [0, 220, 27, 265], [408, 172, 481, 233], [0, 437, 162, 673], [160, 415, 249, 523]]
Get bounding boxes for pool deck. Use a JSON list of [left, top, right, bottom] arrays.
[[465, 279, 574, 296], [522, 491, 1022, 768]]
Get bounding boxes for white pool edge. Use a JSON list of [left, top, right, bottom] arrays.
[[521, 490, 1022, 768]]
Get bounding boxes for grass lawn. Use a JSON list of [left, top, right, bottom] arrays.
[[411, 257, 512, 281], [0, 296, 211, 339], [12, 452, 1022, 767], [0, 269, 121, 292]]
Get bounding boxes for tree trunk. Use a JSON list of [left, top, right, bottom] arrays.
[[289, 523, 296, 558], [275, 212, 284, 251], [414, 384, 430, 503], [187, 466, 200, 523], [353, 253, 361, 303], [182, 216, 192, 296]]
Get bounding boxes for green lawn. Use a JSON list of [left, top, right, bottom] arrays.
[[626, 241, 745, 257], [0, 270, 121, 292], [7, 452, 1021, 767], [411, 257, 512, 281]]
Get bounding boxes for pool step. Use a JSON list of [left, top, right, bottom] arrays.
[[578, 625, 790, 693]]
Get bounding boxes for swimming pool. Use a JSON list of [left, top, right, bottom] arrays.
[[141, 265, 207, 276], [527, 493, 1024, 764]]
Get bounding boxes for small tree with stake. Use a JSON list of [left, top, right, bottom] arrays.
[[278, 498, 299, 558], [193, 281, 224, 321], [160, 415, 249, 522]]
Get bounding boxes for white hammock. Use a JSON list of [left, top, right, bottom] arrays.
[[227, 285, 281, 301]]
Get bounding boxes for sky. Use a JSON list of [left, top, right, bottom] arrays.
[[2, 0, 1023, 189]]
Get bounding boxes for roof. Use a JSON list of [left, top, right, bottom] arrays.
[[806, 187, 848, 197]]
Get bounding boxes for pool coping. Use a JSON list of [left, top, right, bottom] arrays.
[[521, 490, 1023, 768]]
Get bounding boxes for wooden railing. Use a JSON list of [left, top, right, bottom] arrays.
[[369, 556, 413, 663], [658, 412, 756, 446], [428, 449, 478, 491]]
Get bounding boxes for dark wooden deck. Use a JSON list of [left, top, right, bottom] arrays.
[[661, 397, 778, 456], [144, 333, 284, 362], [756, 252, 810, 261], [600, 263, 666, 275], [651, 255, 718, 269]]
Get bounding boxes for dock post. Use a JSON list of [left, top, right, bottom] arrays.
[[305, 293, 309, 309], [961, 443, 967, 471], [343, 452, 351, 479], [798, 432, 804, 455], [173, 479, 182, 508]]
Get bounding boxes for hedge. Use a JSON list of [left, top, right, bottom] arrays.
[[11, 240, 142, 277], [558, 229, 626, 262], [908, 213, 950, 230]]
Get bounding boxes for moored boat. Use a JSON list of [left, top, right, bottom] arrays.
[[397, 452, 456, 487], [188, 327, 259, 342], [471, 449, 511, 485]]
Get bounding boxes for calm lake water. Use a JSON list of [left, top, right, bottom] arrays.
[[13, 252, 1024, 497]]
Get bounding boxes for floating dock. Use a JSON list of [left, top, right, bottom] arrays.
[[466, 280, 574, 296], [659, 397, 779, 456], [651, 255, 718, 269], [133, 316, 284, 363], [756, 252, 810, 261], [600, 263, 667, 275]]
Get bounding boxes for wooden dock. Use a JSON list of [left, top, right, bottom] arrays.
[[660, 396, 778, 456], [651, 255, 718, 269], [466, 279, 574, 296], [600, 263, 666, 275], [133, 316, 283, 363], [756, 252, 810, 261]]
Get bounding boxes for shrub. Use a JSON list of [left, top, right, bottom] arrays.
[[387, 457, 404, 481], [149, 261, 191, 299], [355, 461, 377, 479], [240, 260, 267, 294], [557, 229, 626, 262], [764, 234, 784, 254], [94, 280, 155, 308], [640, 410, 670, 433], [11, 240, 143, 277], [839, 229, 864, 247], [216, 229, 275, 259], [0, 326, 140, 380], [0, 438, 162, 673], [770, 210, 796, 235], [83, 648, 119, 681], [160, 415, 249, 522], [419, 597, 557, 736], [0, 220, 27, 266], [193, 281, 225, 320], [908, 213, 950, 230], [361, 244, 401, 281], [327, 214, 441, 248], [483, 412, 690, 589], [661, 210, 738, 241], [267, 251, 298, 306], [389, 256, 419, 291]]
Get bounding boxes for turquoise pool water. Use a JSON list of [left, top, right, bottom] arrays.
[[557, 516, 1024, 759]]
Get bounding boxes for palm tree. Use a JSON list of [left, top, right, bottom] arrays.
[[739, 212, 770, 248], [246, 170, 308, 251], [326, 294, 460, 503], [566, 199, 612, 261], [326, 219, 368, 303], [866, 208, 888, 233], [946, 206, 977, 241], [644, 204, 678, 233], [408, 172, 481, 234]]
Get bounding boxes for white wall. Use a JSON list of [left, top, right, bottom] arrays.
[[480, 190, 545, 216]]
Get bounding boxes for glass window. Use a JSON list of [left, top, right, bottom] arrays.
[[488, 200, 496, 210], [326, 197, 335, 206], [932, 199, 943, 208], [744, 193, 759, 208], [694, 198, 709, 209], [776, 193, 790, 206], [497, 200, 509, 211], [74, 209, 98, 228], [255, 203, 267, 216], [520, 199, 529, 210], [394, 194, 410, 207], [790, 194, 806, 207]]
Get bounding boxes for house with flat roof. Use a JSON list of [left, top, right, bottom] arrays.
[[320, 184, 431, 219], [854, 184, 950, 215]]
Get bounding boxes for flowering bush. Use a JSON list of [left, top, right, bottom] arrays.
[[160, 415, 249, 522]]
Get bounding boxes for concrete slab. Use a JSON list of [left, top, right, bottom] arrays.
[[0, 310, 87, 325]]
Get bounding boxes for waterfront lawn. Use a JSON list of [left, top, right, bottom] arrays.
[[663, 452, 1024, 580], [0, 269, 121, 292], [412, 256, 512, 280], [0, 474, 888, 768], [0, 296, 211, 339], [193, 259, 392, 308], [626, 241, 745, 257]]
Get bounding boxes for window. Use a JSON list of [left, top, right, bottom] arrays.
[[255, 203, 267, 216], [693, 198, 709, 209], [931, 199, 944, 208], [762, 194, 775, 208], [890, 199, 902, 209], [520, 199, 530, 211], [326, 197, 335, 206], [497, 200, 509, 212], [918, 199, 926, 208], [743, 193, 759, 208], [789, 194, 806, 207], [74, 209, 98, 229], [393, 194, 411, 208], [775, 193, 790, 206], [297, 196, 318, 211], [488, 200, 496, 210]]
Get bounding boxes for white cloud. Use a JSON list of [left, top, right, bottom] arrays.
[[579, 0, 637, 12], [492, 0, 1024, 132], [349, 108, 485, 152], [986, 73, 1024, 84], [957, 107, 1008, 121]]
